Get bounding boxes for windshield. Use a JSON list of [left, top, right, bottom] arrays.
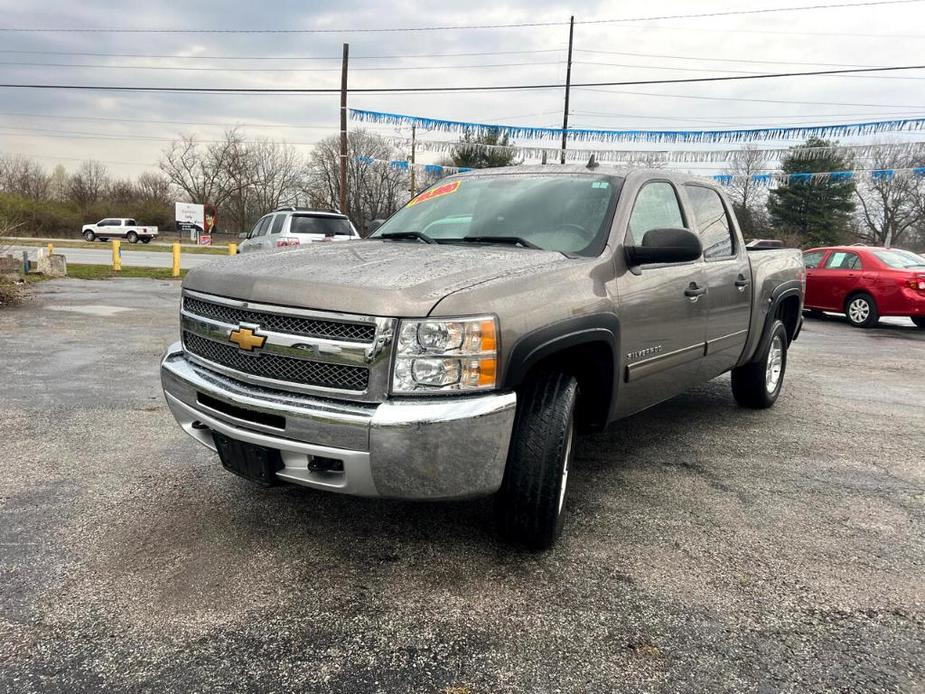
[[290, 215, 353, 236], [372, 173, 622, 256], [874, 249, 925, 268]]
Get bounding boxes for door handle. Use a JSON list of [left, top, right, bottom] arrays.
[[684, 283, 707, 301], [735, 274, 750, 291]]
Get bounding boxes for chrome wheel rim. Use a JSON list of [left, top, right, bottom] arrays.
[[557, 422, 573, 515], [848, 298, 870, 324], [766, 334, 784, 394]]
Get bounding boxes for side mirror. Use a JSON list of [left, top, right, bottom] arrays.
[[367, 219, 384, 234], [625, 227, 702, 266], [238, 232, 248, 240]]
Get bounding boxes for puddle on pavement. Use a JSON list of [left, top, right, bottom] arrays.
[[48, 305, 135, 316]]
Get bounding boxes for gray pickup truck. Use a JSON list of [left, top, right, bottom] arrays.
[[161, 166, 804, 548]]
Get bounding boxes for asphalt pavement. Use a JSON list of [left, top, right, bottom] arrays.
[[1, 279, 923, 693], [7, 244, 219, 269]]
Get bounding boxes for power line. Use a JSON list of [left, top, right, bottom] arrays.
[[0, 48, 564, 61], [1, 63, 922, 94], [572, 109, 925, 124], [576, 88, 925, 110], [0, 0, 917, 33], [4, 58, 916, 81], [0, 109, 564, 130], [573, 60, 925, 80], [0, 125, 321, 145], [574, 48, 884, 69], [0, 60, 565, 73]]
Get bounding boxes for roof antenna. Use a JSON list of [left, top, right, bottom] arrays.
[[586, 154, 599, 170]]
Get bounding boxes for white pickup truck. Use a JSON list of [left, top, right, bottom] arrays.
[[82, 218, 159, 244]]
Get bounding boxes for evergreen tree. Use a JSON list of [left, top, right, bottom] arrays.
[[768, 137, 856, 246], [452, 130, 518, 168]]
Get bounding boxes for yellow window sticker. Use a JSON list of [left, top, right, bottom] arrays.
[[408, 180, 461, 207]]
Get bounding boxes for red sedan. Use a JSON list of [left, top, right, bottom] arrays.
[[803, 245, 925, 328]]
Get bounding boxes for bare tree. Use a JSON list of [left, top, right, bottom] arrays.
[[136, 171, 172, 204], [47, 164, 69, 201], [723, 146, 771, 237], [303, 129, 409, 234], [0, 154, 50, 199], [250, 139, 302, 213], [67, 160, 110, 208], [854, 150, 924, 247]]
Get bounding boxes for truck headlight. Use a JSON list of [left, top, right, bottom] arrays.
[[392, 317, 497, 394]]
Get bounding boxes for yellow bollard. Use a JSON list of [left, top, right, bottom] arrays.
[[228, 242, 237, 255], [171, 243, 181, 278], [47, 243, 54, 255], [112, 239, 121, 272]]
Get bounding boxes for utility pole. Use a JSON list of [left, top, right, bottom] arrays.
[[409, 124, 416, 197], [560, 15, 574, 165], [339, 42, 349, 216]]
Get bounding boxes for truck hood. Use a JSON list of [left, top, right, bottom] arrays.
[[183, 239, 569, 316]]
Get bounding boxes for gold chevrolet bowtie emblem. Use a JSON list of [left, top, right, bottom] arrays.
[[229, 326, 266, 352]]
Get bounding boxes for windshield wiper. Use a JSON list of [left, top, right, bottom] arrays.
[[455, 235, 542, 250], [379, 231, 436, 244]]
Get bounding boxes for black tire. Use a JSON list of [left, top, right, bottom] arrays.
[[845, 292, 879, 328], [731, 319, 788, 410], [912, 316, 925, 329], [141, 236, 151, 244], [494, 371, 578, 550], [98, 237, 108, 242], [126, 231, 139, 244], [82, 230, 95, 242]]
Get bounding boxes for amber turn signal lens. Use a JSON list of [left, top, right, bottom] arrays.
[[480, 320, 497, 352]]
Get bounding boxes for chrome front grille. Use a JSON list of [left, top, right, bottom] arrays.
[[182, 331, 369, 391], [179, 290, 394, 400], [183, 296, 375, 343]]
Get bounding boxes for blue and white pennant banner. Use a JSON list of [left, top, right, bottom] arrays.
[[352, 108, 925, 145]]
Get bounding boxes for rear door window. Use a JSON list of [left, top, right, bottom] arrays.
[[824, 251, 862, 270], [684, 185, 735, 259], [803, 251, 825, 268], [269, 214, 286, 235]]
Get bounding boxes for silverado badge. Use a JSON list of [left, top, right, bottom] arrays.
[[229, 326, 266, 352]]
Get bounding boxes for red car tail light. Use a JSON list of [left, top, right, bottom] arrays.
[[904, 275, 925, 291], [276, 238, 300, 248]]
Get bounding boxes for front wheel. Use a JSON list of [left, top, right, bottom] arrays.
[[845, 293, 879, 328], [731, 319, 788, 409], [495, 371, 578, 550], [126, 231, 139, 244], [82, 230, 95, 242]]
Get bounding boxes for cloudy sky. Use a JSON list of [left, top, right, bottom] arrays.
[[0, 0, 923, 178]]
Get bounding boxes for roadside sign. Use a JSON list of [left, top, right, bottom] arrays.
[[175, 202, 205, 242], [198, 235, 212, 246]]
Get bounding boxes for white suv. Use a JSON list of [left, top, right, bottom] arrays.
[[238, 208, 359, 253]]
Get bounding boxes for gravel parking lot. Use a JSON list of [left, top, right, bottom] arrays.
[[1, 279, 923, 693]]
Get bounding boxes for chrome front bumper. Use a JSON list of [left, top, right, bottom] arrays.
[[160, 343, 517, 499]]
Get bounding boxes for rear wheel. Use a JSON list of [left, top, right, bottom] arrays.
[[126, 231, 139, 244], [912, 316, 925, 329], [82, 230, 95, 242], [140, 236, 151, 244], [845, 293, 879, 328], [495, 370, 578, 550], [731, 320, 788, 410]]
